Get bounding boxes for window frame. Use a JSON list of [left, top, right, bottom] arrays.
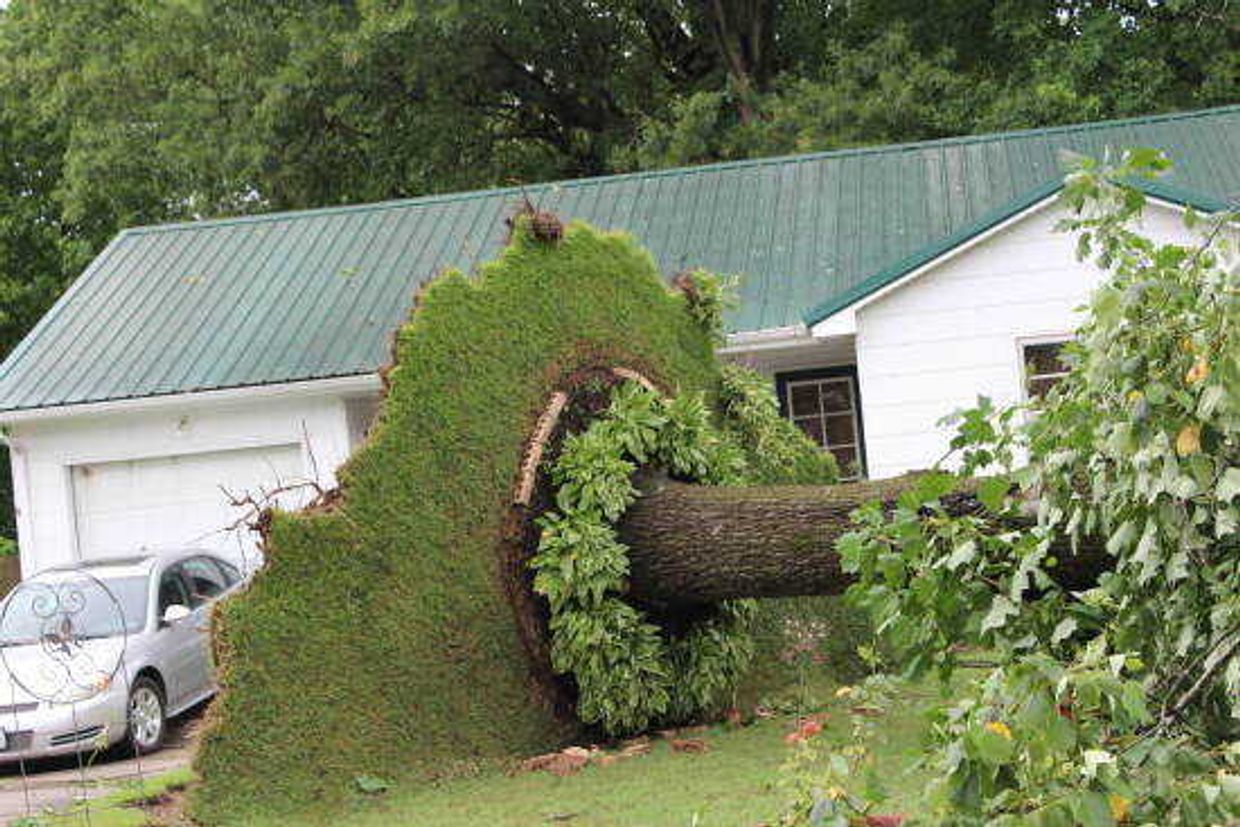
[[1017, 334, 1074, 402], [774, 365, 868, 480], [157, 566, 192, 617]]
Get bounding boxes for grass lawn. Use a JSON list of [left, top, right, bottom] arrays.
[[20, 767, 194, 827], [29, 678, 950, 826], [243, 677, 946, 827]]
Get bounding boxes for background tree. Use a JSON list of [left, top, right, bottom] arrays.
[[0, 0, 1235, 544]]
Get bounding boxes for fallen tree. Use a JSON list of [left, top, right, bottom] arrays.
[[192, 212, 1101, 819], [620, 478, 1109, 606]]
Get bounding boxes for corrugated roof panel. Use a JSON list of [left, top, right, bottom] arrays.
[[1, 106, 1236, 412]]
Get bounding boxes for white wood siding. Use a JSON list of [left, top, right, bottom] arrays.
[[855, 200, 1196, 479]]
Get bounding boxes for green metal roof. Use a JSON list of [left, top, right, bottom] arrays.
[[1, 106, 1237, 412]]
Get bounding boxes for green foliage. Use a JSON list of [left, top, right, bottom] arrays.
[[676, 269, 740, 344], [779, 675, 901, 827], [719, 364, 839, 486], [532, 381, 754, 734], [738, 596, 871, 709], [833, 153, 1239, 824], [192, 222, 722, 822]]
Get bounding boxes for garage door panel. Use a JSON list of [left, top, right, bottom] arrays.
[[71, 444, 307, 571]]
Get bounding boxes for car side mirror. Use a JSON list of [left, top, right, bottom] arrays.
[[161, 604, 191, 626]]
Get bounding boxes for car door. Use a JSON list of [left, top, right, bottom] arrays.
[[153, 565, 198, 711], [179, 556, 232, 697]]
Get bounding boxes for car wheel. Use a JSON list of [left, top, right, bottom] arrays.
[[126, 676, 166, 755]]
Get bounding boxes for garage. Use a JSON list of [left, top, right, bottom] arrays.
[[70, 443, 307, 572]]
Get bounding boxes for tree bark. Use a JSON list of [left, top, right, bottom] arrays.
[[698, 0, 777, 123], [618, 477, 1108, 607]]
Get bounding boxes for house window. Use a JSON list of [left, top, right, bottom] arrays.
[[780, 369, 865, 480], [1022, 340, 1071, 400]]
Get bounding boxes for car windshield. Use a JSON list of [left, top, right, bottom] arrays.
[[0, 574, 149, 645]]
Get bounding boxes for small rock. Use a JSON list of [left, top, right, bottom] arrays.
[[619, 741, 652, 758], [670, 738, 709, 754], [518, 748, 590, 776], [863, 815, 906, 826]]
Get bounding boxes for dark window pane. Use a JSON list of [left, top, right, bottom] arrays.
[[824, 414, 856, 447], [789, 383, 821, 417], [795, 417, 825, 447], [1028, 376, 1062, 399], [1025, 342, 1068, 377], [182, 558, 228, 606], [820, 380, 853, 413], [158, 570, 190, 614]]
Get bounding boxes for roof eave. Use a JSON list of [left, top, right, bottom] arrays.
[[802, 178, 1231, 329], [0, 373, 382, 426]]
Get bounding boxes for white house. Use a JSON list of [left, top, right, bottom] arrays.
[[1, 106, 1235, 576]]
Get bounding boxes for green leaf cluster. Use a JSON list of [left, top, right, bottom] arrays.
[[719, 363, 840, 485], [529, 359, 836, 734], [531, 380, 755, 734], [835, 154, 1239, 824]]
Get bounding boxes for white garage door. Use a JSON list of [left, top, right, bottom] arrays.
[[70, 444, 307, 572]]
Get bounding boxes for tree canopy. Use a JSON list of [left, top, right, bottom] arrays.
[[0, 0, 1236, 540]]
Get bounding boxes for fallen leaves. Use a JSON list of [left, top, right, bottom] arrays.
[[517, 747, 593, 777], [863, 815, 907, 826], [784, 714, 829, 744], [515, 728, 713, 776]]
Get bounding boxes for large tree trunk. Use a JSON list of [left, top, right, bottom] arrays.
[[618, 477, 1107, 607]]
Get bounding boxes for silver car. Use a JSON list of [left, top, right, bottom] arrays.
[[0, 551, 244, 762]]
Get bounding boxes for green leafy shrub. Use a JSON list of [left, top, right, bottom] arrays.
[[719, 363, 839, 485], [532, 381, 751, 734]]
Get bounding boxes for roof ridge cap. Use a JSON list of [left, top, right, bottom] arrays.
[[120, 105, 1240, 237]]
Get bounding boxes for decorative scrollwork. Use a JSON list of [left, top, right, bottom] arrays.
[[0, 570, 128, 705]]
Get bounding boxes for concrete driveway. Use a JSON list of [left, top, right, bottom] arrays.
[[0, 708, 200, 824]]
